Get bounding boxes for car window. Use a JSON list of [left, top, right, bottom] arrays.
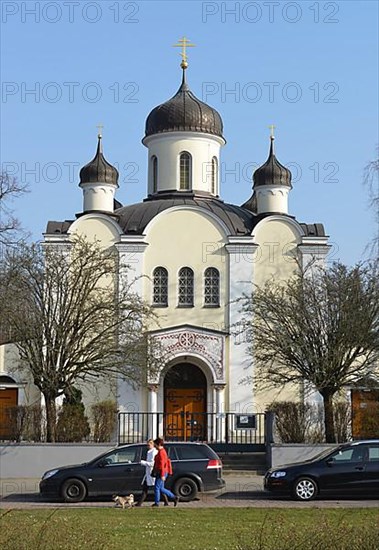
[[166, 446, 178, 460], [104, 447, 139, 465], [331, 446, 368, 463], [176, 445, 208, 460], [331, 448, 354, 462], [368, 446, 379, 461]]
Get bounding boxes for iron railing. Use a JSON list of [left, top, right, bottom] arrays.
[[118, 411, 270, 452]]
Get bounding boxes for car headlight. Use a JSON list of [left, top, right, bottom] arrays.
[[270, 471, 287, 478], [42, 469, 59, 480]]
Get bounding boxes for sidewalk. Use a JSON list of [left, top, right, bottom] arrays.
[[1, 475, 378, 508]]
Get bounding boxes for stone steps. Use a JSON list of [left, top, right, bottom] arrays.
[[219, 452, 267, 474]]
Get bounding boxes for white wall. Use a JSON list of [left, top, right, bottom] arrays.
[[0, 443, 114, 478], [144, 132, 224, 196]]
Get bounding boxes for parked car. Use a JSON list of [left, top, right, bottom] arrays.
[[40, 442, 225, 503], [264, 439, 379, 501]]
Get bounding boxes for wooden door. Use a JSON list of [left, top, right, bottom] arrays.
[[164, 388, 206, 441], [351, 389, 379, 439], [0, 388, 18, 439]]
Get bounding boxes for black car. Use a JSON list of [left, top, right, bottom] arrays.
[[264, 439, 379, 501], [40, 442, 225, 503]]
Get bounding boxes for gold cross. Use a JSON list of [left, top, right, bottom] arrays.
[[173, 36, 196, 68], [96, 123, 104, 137], [268, 124, 276, 138]]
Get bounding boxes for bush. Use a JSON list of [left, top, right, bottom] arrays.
[[333, 401, 351, 442], [56, 388, 90, 442], [2, 404, 43, 442], [267, 401, 318, 443], [268, 400, 356, 443], [5, 405, 28, 442], [91, 400, 117, 442]]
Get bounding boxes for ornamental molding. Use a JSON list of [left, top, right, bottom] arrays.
[[150, 327, 225, 384], [256, 188, 287, 197], [115, 242, 148, 254]]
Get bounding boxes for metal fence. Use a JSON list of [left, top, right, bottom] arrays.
[[118, 411, 271, 452]]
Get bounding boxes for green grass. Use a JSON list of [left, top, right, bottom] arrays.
[[1, 508, 378, 550]]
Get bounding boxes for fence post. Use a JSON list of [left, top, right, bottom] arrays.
[[225, 413, 229, 444], [117, 412, 122, 445], [265, 411, 275, 444]]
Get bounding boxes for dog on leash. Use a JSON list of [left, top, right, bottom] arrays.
[[112, 494, 134, 509]]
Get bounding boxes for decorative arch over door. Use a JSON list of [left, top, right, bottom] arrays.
[[164, 363, 207, 441]]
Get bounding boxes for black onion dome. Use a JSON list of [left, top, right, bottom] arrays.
[[79, 135, 119, 186], [144, 70, 224, 140], [253, 137, 292, 188]]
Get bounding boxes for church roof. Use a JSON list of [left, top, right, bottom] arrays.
[[79, 135, 119, 186], [144, 70, 224, 140], [115, 195, 253, 235], [46, 196, 326, 238], [253, 136, 292, 188]]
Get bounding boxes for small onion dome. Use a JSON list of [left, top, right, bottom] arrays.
[[144, 70, 224, 140], [79, 134, 119, 186], [253, 136, 292, 188]]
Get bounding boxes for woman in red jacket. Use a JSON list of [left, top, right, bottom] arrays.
[[152, 438, 179, 507]]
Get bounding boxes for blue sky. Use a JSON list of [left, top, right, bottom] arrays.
[[1, 0, 378, 264]]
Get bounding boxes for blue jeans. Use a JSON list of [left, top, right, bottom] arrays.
[[154, 477, 175, 505]]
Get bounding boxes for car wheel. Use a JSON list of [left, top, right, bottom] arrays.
[[173, 477, 198, 501], [292, 477, 318, 501], [61, 478, 87, 503]]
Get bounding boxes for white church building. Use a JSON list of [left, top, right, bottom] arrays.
[[1, 53, 331, 444]]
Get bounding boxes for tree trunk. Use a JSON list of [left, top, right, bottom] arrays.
[[321, 390, 336, 443], [44, 395, 57, 442]]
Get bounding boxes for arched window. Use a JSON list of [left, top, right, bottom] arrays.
[[178, 267, 194, 306], [179, 152, 191, 190], [211, 157, 218, 195], [204, 267, 220, 307], [152, 156, 158, 193], [153, 267, 168, 306]]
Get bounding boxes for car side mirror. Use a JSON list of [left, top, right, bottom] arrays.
[[97, 459, 107, 468], [326, 458, 334, 467]]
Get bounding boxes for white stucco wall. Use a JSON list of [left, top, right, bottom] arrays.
[[69, 215, 121, 247], [250, 217, 304, 411], [143, 132, 224, 196], [143, 207, 228, 330]]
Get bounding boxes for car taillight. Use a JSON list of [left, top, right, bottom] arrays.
[[207, 459, 222, 469]]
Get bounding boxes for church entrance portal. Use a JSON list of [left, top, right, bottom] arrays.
[[164, 363, 207, 441]]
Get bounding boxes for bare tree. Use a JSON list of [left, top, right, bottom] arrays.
[[240, 262, 379, 442], [0, 171, 28, 247], [3, 237, 162, 441], [364, 152, 379, 258]]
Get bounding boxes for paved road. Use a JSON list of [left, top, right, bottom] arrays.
[[1, 474, 378, 509]]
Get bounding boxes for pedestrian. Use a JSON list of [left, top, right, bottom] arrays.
[[152, 437, 179, 507], [135, 439, 169, 506]]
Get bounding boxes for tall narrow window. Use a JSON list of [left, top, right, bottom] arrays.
[[204, 267, 220, 307], [178, 267, 194, 306], [211, 157, 218, 195], [153, 267, 168, 306], [152, 156, 158, 193], [179, 152, 191, 190]]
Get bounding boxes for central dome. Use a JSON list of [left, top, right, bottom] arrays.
[[144, 70, 224, 140]]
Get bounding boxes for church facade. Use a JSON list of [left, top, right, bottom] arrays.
[[0, 56, 331, 441]]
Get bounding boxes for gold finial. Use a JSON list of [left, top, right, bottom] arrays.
[[96, 123, 104, 138], [173, 36, 196, 69], [268, 124, 276, 139]]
